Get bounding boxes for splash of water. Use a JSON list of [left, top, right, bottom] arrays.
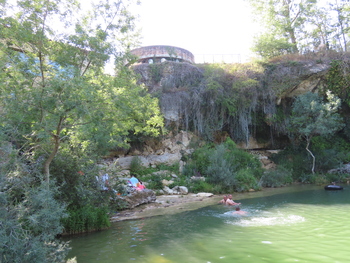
[[231, 214, 305, 227]]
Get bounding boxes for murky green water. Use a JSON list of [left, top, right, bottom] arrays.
[[65, 185, 350, 262]]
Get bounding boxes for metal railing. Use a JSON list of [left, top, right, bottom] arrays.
[[194, 54, 242, 64]]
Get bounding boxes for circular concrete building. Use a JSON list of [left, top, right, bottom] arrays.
[[130, 45, 195, 64]]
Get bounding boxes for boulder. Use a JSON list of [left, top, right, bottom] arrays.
[[123, 189, 156, 209], [162, 179, 174, 186], [116, 156, 148, 170], [116, 153, 182, 170], [115, 170, 130, 177], [171, 173, 178, 178], [172, 186, 188, 195], [152, 170, 171, 176], [328, 163, 350, 174], [146, 152, 182, 166], [163, 186, 174, 195], [194, 192, 213, 197]]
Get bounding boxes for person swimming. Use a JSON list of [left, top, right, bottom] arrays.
[[218, 195, 228, 204], [226, 194, 241, 206], [232, 206, 247, 216]]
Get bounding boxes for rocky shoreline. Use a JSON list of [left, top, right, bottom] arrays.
[[110, 184, 312, 222], [111, 193, 221, 222]]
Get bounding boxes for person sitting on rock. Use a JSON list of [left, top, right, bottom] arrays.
[[128, 174, 140, 188], [136, 180, 146, 191], [96, 172, 110, 192], [226, 194, 241, 206]]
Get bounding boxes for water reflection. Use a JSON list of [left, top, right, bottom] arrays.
[[65, 185, 350, 263]]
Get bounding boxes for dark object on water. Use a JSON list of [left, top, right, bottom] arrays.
[[324, 185, 343, 190]]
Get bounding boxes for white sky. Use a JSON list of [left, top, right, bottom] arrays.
[[130, 0, 260, 63]]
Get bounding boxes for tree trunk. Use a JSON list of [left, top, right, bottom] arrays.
[[43, 117, 64, 183], [284, 0, 299, 54], [305, 137, 315, 174], [335, 0, 347, 52]]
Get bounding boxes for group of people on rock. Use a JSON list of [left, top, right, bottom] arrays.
[[127, 174, 146, 191], [219, 194, 247, 215], [96, 173, 146, 194]]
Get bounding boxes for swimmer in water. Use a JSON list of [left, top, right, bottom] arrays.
[[232, 206, 247, 216], [226, 194, 241, 206], [218, 195, 228, 204]]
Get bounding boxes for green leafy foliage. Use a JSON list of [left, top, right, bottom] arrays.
[[0, 0, 163, 182], [62, 205, 110, 235], [0, 0, 162, 259], [325, 60, 350, 106], [270, 146, 311, 180], [260, 166, 293, 188], [246, 0, 349, 57], [252, 34, 296, 59], [146, 175, 163, 190], [149, 63, 164, 84], [183, 138, 263, 193], [289, 91, 344, 173], [235, 169, 263, 192], [183, 143, 214, 176], [290, 91, 343, 137], [129, 156, 144, 175], [187, 180, 214, 193], [0, 142, 72, 262], [0, 179, 70, 262]]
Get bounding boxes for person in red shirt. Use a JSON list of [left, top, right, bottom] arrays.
[[136, 180, 146, 191]]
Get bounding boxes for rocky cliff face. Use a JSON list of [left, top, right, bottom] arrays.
[[272, 60, 331, 100], [104, 53, 349, 171], [131, 53, 345, 151]]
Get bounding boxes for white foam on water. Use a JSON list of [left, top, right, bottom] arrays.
[[229, 215, 305, 227]]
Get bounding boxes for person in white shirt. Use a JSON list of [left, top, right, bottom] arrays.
[[96, 173, 110, 191]]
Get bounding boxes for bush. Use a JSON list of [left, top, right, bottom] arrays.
[[206, 144, 238, 192], [184, 138, 263, 192], [0, 144, 70, 262], [261, 166, 293, 187], [270, 146, 311, 180], [62, 205, 110, 234], [0, 179, 70, 262], [183, 143, 215, 177], [314, 174, 329, 185], [49, 151, 102, 208], [188, 180, 214, 193], [129, 156, 144, 175], [324, 172, 349, 184], [235, 169, 261, 192], [146, 175, 164, 190], [168, 175, 189, 189]]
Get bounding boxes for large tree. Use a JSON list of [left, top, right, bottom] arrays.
[[0, 0, 163, 182], [246, 0, 350, 57], [289, 91, 344, 174], [247, 0, 317, 56], [330, 0, 350, 52]]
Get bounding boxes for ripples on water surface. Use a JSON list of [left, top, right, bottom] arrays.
[[65, 185, 350, 262]]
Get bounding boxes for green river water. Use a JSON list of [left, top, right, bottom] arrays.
[[65, 185, 350, 263]]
